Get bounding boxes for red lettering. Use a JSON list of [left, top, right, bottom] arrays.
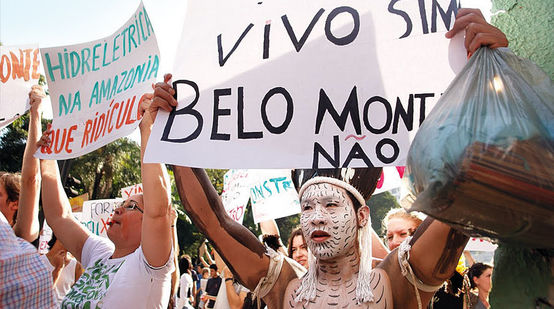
[[81, 119, 93, 148], [376, 171, 385, 189], [0, 54, 11, 83], [396, 166, 405, 178], [31, 49, 40, 79], [65, 125, 77, 153], [125, 96, 137, 125], [9, 51, 24, 80]]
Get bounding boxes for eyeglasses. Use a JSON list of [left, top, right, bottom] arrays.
[[115, 201, 143, 213]]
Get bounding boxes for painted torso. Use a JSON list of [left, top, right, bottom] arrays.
[[284, 268, 392, 309]]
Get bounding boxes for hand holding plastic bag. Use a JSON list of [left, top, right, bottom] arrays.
[[405, 47, 554, 248]]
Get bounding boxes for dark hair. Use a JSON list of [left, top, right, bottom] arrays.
[[209, 264, 218, 271], [262, 234, 282, 252], [287, 227, 305, 258], [179, 255, 191, 273], [467, 262, 493, 289], [291, 168, 382, 211]]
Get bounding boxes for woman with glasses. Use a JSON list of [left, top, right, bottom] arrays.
[[38, 88, 175, 308]]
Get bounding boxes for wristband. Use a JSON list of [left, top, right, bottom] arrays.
[[225, 278, 233, 282]]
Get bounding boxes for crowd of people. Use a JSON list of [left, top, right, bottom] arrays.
[[1, 8, 507, 309]]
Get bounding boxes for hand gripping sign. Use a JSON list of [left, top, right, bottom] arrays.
[[144, 0, 467, 168]]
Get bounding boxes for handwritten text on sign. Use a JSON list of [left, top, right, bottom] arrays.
[[0, 45, 42, 129], [81, 199, 120, 237], [121, 183, 143, 199], [144, 0, 466, 168], [221, 170, 250, 224], [249, 170, 300, 224], [36, 2, 160, 159]]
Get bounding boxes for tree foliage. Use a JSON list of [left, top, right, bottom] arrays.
[[0, 114, 49, 172], [368, 191, 400, 237], [68, 137, 141, 199]]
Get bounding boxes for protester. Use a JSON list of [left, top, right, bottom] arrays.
[[151, 9, 509, 308], [37, 86, 175, 308], [203, 264, 222, 308], [178, 256, 195, 309], [40, 233, 84, 304], [0, 85, 45, 244], [287, 227, 308, 269], [383, 208, 424, 250], [468, 263, 493, 309], [0, 211, 57, 308], [197, 267, 210, 309]]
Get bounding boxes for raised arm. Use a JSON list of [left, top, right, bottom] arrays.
[[138, 76, 174, 268], [14, 85, 45, 241], [445, 8, 508, 55], [38, 137, 90, 261]]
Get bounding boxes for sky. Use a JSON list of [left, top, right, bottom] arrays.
[[1, 0, 491, 140]]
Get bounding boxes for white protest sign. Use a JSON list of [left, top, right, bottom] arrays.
[[144, 0, 466, 168], [121, 183, 143, 199], [373, 166, 405, 195], [0, 45, 42, 129], [36, 2, 160, 159], [221, 169, 251, 224], [81, 199, 119, 237], [465, 237, 498, 252], [38, 219, 53, 254], [249, 169, 300, 224]]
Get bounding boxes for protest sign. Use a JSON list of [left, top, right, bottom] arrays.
[[144, 0, 467, 168], [221, 169, 251, 224], [249, 170, 300, 223], [36, 2, 160, 159], [121, 183, 143, 199], [0, 45, 43, 129], [373, 166, 405, 195], [465, 237, 498, 252], [69, 193, 89, 212], [81, 199, 119, 237]]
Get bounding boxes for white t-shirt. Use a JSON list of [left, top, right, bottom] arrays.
[[40, 255, 77, 304], [177, 273, 194, 308], [60, 235, 174, 308]]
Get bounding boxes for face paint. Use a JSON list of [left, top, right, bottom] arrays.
[[300, 183, 358, 260]]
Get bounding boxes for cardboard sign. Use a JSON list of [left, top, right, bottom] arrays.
[[81, 199, 120, 237], [0, 45, 42, 129], [249, 169, 300, 223], [36, 2, 160, 159], [144, 0, 466, 168], [221, 169, 251, 224], [120, 183, 143, 199]]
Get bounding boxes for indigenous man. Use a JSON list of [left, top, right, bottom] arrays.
[[149, 9, 508, 309]]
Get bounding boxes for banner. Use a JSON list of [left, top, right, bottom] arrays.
[[0, 45, 42, 129], [144, 0, 467, 168], [249, 170, 300, 223], [221, 169, 251, 224], [81, 199, 119, 237], [121, 183, 143, 199], [36, 2, 160, 159]]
